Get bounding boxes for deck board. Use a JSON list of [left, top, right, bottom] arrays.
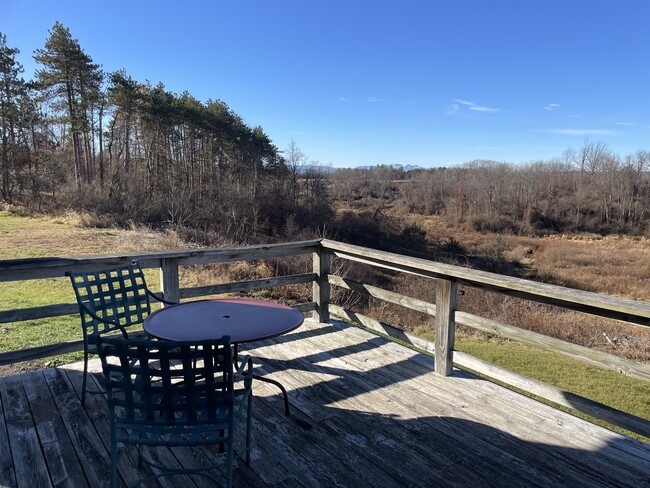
[[1, 319, 649, 487]]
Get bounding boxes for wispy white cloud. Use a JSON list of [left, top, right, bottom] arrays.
[[569, 114, 581, 118], [339, 96, 349, 102], [616, 122, 650, 128], [544, 103, 561, 111], [453, 99, 501, 113], [367, 96, 383, 103], [447, 103, 460, 115], [542, 129, 619, 135]]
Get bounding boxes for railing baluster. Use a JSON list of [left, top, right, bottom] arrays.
[[434, 277, 457, 376], [160, 257, 180, 306], [313, 248, 331, 323]]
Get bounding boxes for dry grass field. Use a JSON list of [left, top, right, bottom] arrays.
[[394, 214, 650, 362]]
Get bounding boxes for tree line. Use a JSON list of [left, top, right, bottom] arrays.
[[0, 23, 331, 243], [329, 141, 650, 236], [3, 24, 650, 247]]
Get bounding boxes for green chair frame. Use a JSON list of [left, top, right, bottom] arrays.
[[66, 260, 175, 405], [96, 335, 253, 488]]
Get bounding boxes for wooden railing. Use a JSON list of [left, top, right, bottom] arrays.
[[2, 238, 649, 438], [0, 240, 321, 364], [318, 239, 650, 439]]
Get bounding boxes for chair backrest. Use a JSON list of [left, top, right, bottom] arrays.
[[66, 261, 153, 342], [96, 336, 238, 428]]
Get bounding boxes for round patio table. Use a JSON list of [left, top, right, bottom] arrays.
[[144, 298, 304, 414]]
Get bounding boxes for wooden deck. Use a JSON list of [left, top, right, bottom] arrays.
[[1, 319, 649, 488]]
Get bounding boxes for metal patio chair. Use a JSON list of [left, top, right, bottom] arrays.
[[96, 335, 253, 488], [66, 260, 175, 405]]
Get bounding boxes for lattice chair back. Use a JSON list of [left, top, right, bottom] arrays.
[[96, 336, 253, 488], [67, 261, 153, 342], [66, 260, 169, 405]]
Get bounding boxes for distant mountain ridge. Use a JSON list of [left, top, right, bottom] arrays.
[[354, 163, 422, 171], [297, 163, 422, 173]]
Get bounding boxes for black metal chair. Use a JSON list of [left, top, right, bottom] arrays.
[[66, 260, 175, 405], [96, 335, 253, 488]]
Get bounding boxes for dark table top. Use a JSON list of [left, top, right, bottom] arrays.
[[143, 298, 304, 343]]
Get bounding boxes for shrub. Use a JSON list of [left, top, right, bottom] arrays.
[[401, 223, 427, 246]]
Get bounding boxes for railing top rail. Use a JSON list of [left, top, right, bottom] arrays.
[[0, 239, 322, 282], [320, 239, 650, 326]]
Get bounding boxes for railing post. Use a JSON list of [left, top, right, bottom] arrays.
[[434, 277, 457, 376], [313, 247, 331, 323], [160, 257, 180, 306]]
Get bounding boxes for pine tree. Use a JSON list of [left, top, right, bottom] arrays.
[[0, 33, 25, 202], [34, 22, 102, 186]]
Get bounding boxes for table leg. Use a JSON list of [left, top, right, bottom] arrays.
[[253, 374, 290, 416], [234, 344, 291, 416]]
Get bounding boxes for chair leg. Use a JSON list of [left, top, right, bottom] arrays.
[[226, 434, 234, 488], [246, 394, 252, 466], [110, 428, 118, 488], [81, 351, 89, 406]]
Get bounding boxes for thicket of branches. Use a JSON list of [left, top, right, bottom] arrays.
[[0, 24, 332, 243], [330, 142, 650, 236]]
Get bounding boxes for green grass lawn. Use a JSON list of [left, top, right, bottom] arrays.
[[0, 211, 163, 367]]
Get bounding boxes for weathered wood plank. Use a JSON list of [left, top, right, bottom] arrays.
[[328, 317, 650, 485], [60, 363, 193, 488], [253, 324, 554, 488], [294, 301, 317, 313], [180, 273, 317, 299], [312, 250, 330, 323], [21, 371, 89, 488], [0, 278, 315, 326], [332, 318, 650, 468], [249, 413, 335, 488], [160, 257, 180, 305], [329, 304, 436, 354], [328, 274, 437, 315], [252, 388, 405, 488], [453, 350, 650, 440], [321, 239, 650, 326], [295, 321, 645, 488], [1, 320, 650, 488], [0, 303, 79, 324], [41, 367, 113, 487], [0, 382, 16, 487], [0, 375, 52, 488], [328, 309, 650, 440], [435, 277, 457, 376], [0, 340, 84, 365], [249, 351, 473, 487], [0, 240, 321, 281], [330, 276, 650, 382]]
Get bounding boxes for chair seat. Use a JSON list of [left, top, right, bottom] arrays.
[[97, 336, 253, 488], [116, 396, 249, 447]]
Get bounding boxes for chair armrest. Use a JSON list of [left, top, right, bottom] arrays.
[[78, 301, 130, 339], [234, 355, 253, 378], [145, 288, 177, 306]]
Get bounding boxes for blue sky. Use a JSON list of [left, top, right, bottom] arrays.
[[3, 1, 649, 167]]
